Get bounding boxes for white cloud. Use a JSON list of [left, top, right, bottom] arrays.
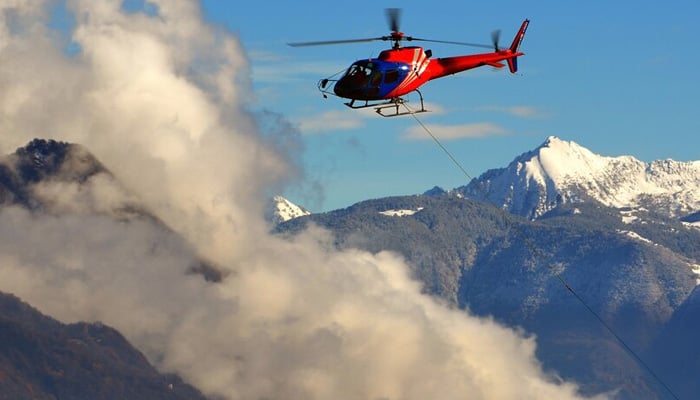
[[295, 109, 366, 133], [402, 122, 508, 141], [0, 2, 605, 400]]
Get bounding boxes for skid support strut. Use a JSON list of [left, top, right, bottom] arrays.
[[344, 90, 428, 117]]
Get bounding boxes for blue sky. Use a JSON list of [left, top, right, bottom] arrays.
[[203, 0, 699, 212]]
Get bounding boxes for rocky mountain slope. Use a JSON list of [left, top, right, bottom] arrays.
[[0, 291, 209, 400]]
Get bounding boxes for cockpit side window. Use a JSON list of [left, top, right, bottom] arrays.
[[370, 71, 382, 86], [384, 69, 399, 84]]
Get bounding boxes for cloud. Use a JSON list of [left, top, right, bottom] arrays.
[[402, 122, 508, 141], [295, 109, 366, 134], [0, 2, 605, 400]]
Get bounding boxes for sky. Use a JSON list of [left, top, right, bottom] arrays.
[[0, 1, 611, 399], [203, 0, 700, 212]]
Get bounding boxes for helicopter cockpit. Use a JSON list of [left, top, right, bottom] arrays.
[[334, 60, 406, 100]]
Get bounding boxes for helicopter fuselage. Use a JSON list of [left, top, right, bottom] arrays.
[[333, 44, 524, 102]]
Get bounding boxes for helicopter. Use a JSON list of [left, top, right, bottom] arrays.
[[289, 9, 529, 117]]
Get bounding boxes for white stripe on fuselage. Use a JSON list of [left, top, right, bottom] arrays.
[[393, 48, 429, 95]]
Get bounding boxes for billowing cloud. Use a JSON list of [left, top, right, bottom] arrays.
[[0, 1, 605, 400], [402, 122, 508, 141]]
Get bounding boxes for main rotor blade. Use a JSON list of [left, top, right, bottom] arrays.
[[407, 37, 494, 49], [287, 37, 382, 47], [386, 8, 401, 33]]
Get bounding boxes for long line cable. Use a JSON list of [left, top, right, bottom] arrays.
[[400, 102, 681, 400]]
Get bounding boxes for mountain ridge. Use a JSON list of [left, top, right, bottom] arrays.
[[456, 136, 700, 220]]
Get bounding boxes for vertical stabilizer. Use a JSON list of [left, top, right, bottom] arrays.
[[507, 19, 529, 73]]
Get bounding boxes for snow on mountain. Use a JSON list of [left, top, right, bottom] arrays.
[[379, 207, 424, 217], [267, 195, 311, 224], [693, 265, 700, 285], [458, 136, 700, 219], [618, 229, 654, 245]]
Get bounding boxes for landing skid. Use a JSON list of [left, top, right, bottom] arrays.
[[345, 90, 428, 118]]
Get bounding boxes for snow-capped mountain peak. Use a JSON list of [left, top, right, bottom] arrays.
[[519, 136, 609, 183], [459, 136, 700, 219], [267, 195, 311, 224]]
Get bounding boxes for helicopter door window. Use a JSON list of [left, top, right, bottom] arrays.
[[384, 69, 399, 84], [370, 71, 382, 86]]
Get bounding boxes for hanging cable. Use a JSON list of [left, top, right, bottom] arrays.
[[400, 102, 681, 400]]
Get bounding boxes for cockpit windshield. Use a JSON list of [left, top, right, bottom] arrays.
[[346, 62, 374, 78]]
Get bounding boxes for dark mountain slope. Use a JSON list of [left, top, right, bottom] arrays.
[[649, 286, 700, 400], [0, 291, 210, 400]]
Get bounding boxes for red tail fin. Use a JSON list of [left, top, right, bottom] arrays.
[[507, 19, 529, 73]]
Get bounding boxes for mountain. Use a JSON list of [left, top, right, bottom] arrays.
[[0, 138, 156, 221], [0, 291, 209, 400], [0, 139, 223, 282], [0, 140, 224, 398], [649, 286, 700, 400], [278, 195, 700, 399], [0, 139, 105, 209], [3, 137, 699, 400], [457, 136, 700, 220], [278, 137, 700, 400], [266, 195, 311, 224]]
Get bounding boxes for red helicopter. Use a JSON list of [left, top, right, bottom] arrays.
[[289, 9, 529, 117]]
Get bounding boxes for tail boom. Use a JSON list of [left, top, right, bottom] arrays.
[[426, 19, 529, 79]]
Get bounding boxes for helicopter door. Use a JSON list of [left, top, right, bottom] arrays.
[[366, 70, 383, 98], [384, 69, 399, 84]]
